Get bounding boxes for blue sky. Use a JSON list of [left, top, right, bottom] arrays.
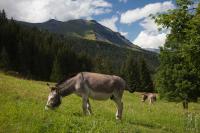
[[95, 0, 175, 46], [0, 0, 176, 48]]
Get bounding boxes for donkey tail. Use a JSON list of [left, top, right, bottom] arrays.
[[125, 84, 135, 93]]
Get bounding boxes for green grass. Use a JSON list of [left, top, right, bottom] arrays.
[[0, 72, 200, 133]]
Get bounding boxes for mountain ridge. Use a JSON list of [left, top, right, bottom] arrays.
[[18, 19, 141, 50], [144, 48, 160, 53]]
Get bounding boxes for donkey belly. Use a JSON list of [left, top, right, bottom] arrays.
[[89, 90, 112, 100]]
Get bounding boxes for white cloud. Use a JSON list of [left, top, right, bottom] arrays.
[[133, 17, 170, 48], [121, 1, 175, 49], [120, 31, 128, 36], [133, 31, 167, 49], [99, 16, 118, 32], [0, 0, 112, 23], [119, 0, 128, 3], [139, 17, 160, 32], [99, 16, 128, 37], [120, 1, 174, 24], [91, 0, 112, 7]]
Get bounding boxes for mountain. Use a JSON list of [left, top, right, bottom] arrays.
[[18, 19, 140, 50], [145, 48, 160, 53], [17, 19, 159, 73]]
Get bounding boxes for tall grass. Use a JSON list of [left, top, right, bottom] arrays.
[[0, 72, 199, 133]]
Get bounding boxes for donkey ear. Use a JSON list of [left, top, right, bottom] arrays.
[[51, 87, 56, 91]]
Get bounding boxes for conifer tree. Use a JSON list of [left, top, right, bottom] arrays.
[[50, 55, 62, 82], [139, 58, 153, 92], [121, 54, 140, 92], [0, 47, 10, 69]]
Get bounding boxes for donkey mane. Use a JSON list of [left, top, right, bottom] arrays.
[[55, 72, 79, 87]]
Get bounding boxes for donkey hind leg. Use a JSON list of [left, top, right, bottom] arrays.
[[82, 97, 92, 115], [149, 98, 152, 104], [87, 99, 92, 115], [112, 96, 123, 120]]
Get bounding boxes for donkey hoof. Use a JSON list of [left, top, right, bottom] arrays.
[[116, 117, 122, 120]]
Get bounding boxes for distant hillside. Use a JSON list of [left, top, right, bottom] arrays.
[[18, 19, 141, 50], [144, 48, 160, 53]]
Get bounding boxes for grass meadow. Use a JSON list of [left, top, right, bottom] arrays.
[[0, 72, 200, 133]]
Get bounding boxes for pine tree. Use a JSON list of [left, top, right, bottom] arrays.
[[139, 58, 153, 92], [93, 55, 113, 74], [0, 47, 10, 69], [50, 55, 62, 82], [78, 52, 93, 72], [0, 9, 7, 24], [121, 54, 140, 92]]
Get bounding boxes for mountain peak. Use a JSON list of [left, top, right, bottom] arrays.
[[90, 20, 97, 23], [18, 19, 141, 50], [45, 19, 62, 23]]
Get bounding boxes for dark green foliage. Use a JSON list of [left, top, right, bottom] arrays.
[[121, 54, 137, 92], [0, 47, 10, 69], [0, 9, 7, 24], [77, 52, 93, 72], [0, 11, 91, 81], [154, 0, 200, 103], [121, 54, 153, 92], [139, 58, 154, 92], [50, 47, 93, 81], [50, 55, 62, 81], [93, 55, 115, 75]]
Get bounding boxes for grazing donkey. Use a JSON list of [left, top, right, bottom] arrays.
[[141, 93, 157, 104], [45, 72, 134, 120]]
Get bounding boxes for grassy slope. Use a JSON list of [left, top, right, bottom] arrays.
[[0, 72, 200, 133]]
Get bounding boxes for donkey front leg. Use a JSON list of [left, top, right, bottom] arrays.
[[113, 98, 123, 120], [82, 97, 88, 115]]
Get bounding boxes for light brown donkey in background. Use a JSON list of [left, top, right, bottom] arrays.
[[141, 93, 157, 104]]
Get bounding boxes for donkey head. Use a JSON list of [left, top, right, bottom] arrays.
[[141, 93, 148, 102], [45, 83, 61, 110]]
